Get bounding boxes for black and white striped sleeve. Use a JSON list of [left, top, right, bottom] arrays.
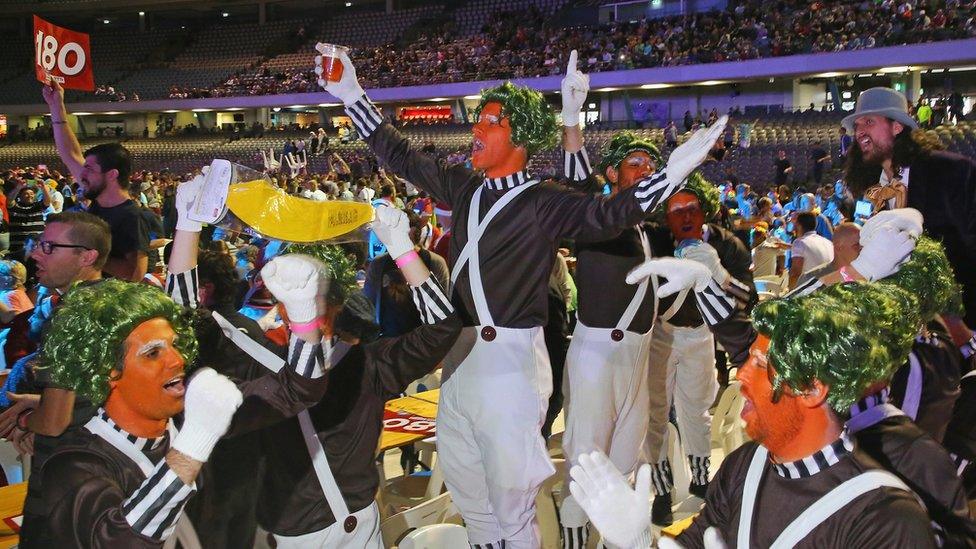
[[693, 278, 738, 326], [287, 334, 328, 378], [633, 169, 682, 212], [122, 460, 196, 540], [344, 94, 384, 140], [564, 148, 592, 182], [410, 275, 455, 324], [166, 268, 199, 309], [961, 334, 976, 360], [784, 276, 824, 298]]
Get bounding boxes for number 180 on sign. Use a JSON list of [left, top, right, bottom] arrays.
[[32, 15, 94, 91]]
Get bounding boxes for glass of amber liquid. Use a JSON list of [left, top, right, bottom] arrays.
[[315, 43, 348, 82]]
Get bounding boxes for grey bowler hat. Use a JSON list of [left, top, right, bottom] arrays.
[[842, 87, 919, 133]]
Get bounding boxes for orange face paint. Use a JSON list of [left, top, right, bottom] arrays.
[[610, 151, 656, 194], [104, 318, 186, 438], [665, 191, 706, 241], [737, 334, 835, 462], [471, 102, 528, 178]]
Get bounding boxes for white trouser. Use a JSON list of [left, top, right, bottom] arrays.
[[437, 326, 555, 548], [560, 322, 652, 528], [271, 502, 382, 549], [645, 321, 718, 465]]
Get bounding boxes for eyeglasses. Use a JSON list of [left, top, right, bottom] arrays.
[[32, 240, 93, 255]]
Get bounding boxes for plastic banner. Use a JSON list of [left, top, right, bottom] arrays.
[[191, 160, 374, 244]]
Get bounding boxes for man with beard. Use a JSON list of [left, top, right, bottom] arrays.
[[319, 48, 725, 547], [568, 282, 937, 548], [843, 86, 976, 328], [42, 80, 149, 282]]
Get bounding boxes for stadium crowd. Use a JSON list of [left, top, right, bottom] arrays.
[[192, 0, 976, 98]]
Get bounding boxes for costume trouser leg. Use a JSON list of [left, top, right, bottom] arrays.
[[271, 503, 382, 548], [560, 323, 651, 536], [646, 323, 718, 493], [437, 327, 555, 548]]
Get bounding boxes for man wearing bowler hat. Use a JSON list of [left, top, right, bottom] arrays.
[[843, 86, 976, 331]]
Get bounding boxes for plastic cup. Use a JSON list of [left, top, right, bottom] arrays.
[[315, 43, 348, 83]]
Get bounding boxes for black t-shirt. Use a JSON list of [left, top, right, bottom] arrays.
[[88, 199, 149, 261], [139, 208, 164, 272], [811, 148, 827, 163], [775, 158, 791, 183]]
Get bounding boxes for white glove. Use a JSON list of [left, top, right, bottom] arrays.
[[171, 367, 243, 462], [261, 254, 329, 323], [284, 151, 307, 178], [315, 46, 365, 106], [569, 451, 652, 549], [850, 225, 917, 281], [626, 257, 712, 297], [373, 205, 414, 259], [658, 527, 727, 549], [560, 50, 589, 127], [664, 116, 728, 187], [175, 173, 205, 233], [681, 242, 730, 284], [261, 149, 280, 173], [860, 207, 923, 244]]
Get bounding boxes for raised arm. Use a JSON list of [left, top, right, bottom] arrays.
[[44, 368, 242, 547], [367, 206, 461, 394], [317, 49, 469, 205], [560, 50, 593, 184], [41, 80, 85, 183]]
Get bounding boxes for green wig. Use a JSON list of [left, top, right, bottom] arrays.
[[753, 282, 920, 412], [284, 244, 358, 307], [653, 171, 721, 221], [880, 235, 961, 321], [474, 82, 559, 156], [38, 280, 198, 405], [598, 131, 662, 175]]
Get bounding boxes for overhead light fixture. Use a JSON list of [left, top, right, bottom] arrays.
[[163, 109, 179, 113], [640, 83, 671, 89], [222, 12, 229, 17], [103, 111, 123, 115], [73, 112, 92, 116], [463, 95, 481, 100], [596, 87, 619, 92], [225, 108, 243, 111], [272, 107, 281, 112], [947, 66, 976, 73], [138, 11, 145, 16], [817, 72, 843, 78], [318, 102, 340, 107], [878, 66, 910, 74], [191, 108, 212, 112], [698, 80, 724, 86], [289, 105, 306, 109], [345, 2, 352, 6], [103, 19, 110, 24]]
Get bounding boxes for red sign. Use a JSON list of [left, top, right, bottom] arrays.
[[33, 16, 94, 91], [383, 409, 436, 435]]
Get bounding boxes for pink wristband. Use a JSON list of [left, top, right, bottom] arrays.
[[395, 250, 420, 268], [289, 319, 321, 334], [839, 266, 856, 282]]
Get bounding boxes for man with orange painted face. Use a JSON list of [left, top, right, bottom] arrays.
[[568, 282, 937, 549], [558, 131, 665, 547], [640, 175, 757, 526], [20, 265, 332, 548], [319, 48, 726, 546]]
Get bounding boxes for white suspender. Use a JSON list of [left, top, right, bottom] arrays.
[[737, 445, 768, 548], [902, 351, 923, 421], [211, 312, 352, 522], [962, 370, 976, 381], [615, 227, 655, 332], [450, 181, 539, 326], [769, 471, 910, 548], [737, 445, 912, 548]]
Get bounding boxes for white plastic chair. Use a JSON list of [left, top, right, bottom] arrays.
[[398, 523, 469, 549], [710, 381, 749, 456], [381, 491, 455, 547]]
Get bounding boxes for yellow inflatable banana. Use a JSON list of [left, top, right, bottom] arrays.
[[225, 179, 374, 243]]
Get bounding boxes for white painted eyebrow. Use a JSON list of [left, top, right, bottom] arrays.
[[136, 340, 168, 356]]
